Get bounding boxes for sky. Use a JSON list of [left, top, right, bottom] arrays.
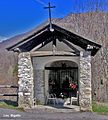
[[0, 0, 108, 41]]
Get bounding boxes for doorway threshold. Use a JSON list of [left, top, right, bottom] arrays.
[[31, 105, 80, 113]]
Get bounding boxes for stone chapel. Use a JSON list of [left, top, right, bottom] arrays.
[[7, 23, 101, 111]]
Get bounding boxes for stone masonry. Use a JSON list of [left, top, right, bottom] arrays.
[[18, 52, 34, 108], [79, 51, 92, 111]]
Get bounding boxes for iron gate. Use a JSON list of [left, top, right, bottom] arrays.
[[45, 67, 78, 97]]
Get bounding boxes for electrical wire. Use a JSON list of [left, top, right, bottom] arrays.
[[34, 0, 47, 6]]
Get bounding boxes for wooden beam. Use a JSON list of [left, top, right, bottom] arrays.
[[62, 39, 80, 55], [53, 24, 101, 53], [45, 67, 78, 70], [30, 51, 77, 57], [0, 85, 18, 88], [30, 37, 53, 52], [0, 94, 18, 96], [30, 43, 43, 52], [10, 29, 48, 51]]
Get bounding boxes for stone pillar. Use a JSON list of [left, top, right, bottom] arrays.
[[18, 52, 34, 108], [79, 51, 92, 111], [34, 69, 45, 105]]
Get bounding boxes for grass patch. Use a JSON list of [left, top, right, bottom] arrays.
[[0, 101, 24, 111], [92, 101, 108, 114]]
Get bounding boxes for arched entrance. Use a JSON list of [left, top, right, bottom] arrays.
[[45, 60, 79, 106]]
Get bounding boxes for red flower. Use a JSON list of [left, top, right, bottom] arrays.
[[70, 83, 77, 89]]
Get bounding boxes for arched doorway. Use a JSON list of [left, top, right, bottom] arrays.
[[45, 60, 79, 106]]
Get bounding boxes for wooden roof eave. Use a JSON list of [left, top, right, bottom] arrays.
[[52, 24, 101, 56], [6, 24, 50, 51], [53, 24, 101, 47], [53, 24, 101, 48]]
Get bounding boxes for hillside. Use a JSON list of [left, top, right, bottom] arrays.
[[0, 12, 108, 102]]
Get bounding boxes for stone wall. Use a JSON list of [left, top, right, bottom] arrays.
[[79, 51, 92, 111], [18, 52, 34, 108]]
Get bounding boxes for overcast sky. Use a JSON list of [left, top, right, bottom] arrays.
[[0, 0, 107, 40]]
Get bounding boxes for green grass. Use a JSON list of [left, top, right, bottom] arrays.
[[0, 101, 24, 111], [92, 101, 108, 114]]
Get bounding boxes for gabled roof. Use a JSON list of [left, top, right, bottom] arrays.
[[7, 23, 101, 56]]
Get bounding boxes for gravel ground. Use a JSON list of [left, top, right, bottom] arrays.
[[0, 107, 108, 120]]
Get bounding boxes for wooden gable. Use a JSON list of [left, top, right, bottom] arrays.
[[7, 24, 101, 56]]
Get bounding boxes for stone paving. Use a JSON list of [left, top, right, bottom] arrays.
[[30, 105, 80, 113], [0, 106, 108, 120]]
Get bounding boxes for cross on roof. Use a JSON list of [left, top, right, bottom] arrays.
[[44, 2, 56, 31]]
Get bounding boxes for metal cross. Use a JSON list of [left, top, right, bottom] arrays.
[[44, 2, 56, 31]]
